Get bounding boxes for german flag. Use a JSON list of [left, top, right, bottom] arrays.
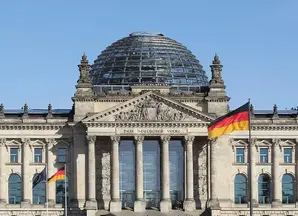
[[208, 102, 249, 139], [48, 166, 65, 183]]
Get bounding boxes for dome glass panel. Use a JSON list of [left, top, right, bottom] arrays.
[[90, 32, 209, 86]]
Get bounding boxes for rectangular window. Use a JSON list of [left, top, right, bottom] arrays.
[[236, 148, 245, 163], [10, 148, 18, 163], [284, 148, 292, 163], [260, 148, 268, 163], [34, 148, 42, 163], [57, 148, 67, 163]]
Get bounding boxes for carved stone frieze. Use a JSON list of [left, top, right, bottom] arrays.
[[114, 97, 186, 122]]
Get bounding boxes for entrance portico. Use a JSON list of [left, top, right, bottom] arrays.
[[82, 91, 213, 213]]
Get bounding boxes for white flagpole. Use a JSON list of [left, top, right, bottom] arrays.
[[46, 164, 49, 216], [64, 164, 67, 216]]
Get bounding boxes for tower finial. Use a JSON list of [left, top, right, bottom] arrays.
[[0, 103, 4, 118], [47, 103, 53, 119], [209, 54, 224, 87]]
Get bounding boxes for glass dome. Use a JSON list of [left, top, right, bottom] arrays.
[[90, 32, 209, 86]]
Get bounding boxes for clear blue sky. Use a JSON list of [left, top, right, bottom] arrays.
[[0, 1, 297, 110]]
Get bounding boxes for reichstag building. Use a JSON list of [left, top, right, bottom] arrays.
[[0, 32, 297, 216]]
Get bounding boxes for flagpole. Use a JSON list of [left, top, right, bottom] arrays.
[[248, 98, 253, 216], [46, 164, 48, 216], [64, 164, 67, 216]]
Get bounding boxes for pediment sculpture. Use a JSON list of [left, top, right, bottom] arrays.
[[114, 98, 186, 121]]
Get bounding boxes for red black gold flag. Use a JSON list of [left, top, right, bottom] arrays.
[[48, 166, 65, 183], [208, 102, 249, 139]]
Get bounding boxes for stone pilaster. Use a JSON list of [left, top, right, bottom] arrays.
[[0, 138, 6, 207], [85, 136, 98, 210], [109, 136, 121, 212], [46, 138, 56, 206], [183, 136, 196, 211], [272, 139, 282, 207], [208, 138, 220, 208], [160, 136, 171, 212], [133, 136, 145, 212], [249, 139, 258, 207], [21, 138, 31, 207]]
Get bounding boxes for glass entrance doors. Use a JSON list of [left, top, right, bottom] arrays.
[[119, 140, 135, 208], [143, 140, 160, 208]]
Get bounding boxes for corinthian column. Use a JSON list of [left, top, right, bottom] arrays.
[[21, 138, 31, 207], [183, 136, 196, 211], [133, 136, 145, 212], [85, 135, 98, 210], [0, 138, 6, 207], [45, 138, 56, 206], [109, 136, 121, 212], [272, 139, 282, 207], [160, 136, 171, 212]]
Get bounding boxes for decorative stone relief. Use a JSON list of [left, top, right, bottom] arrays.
[[193, 140, 208, 207], [96, 140, 111, 209], [114, 97, 186, 121]]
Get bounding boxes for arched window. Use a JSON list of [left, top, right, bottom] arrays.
[[8, 174, 21, 204], [258, 174, 271, 204], [282, 174, 295, 204], [56, 175, 68, 205], [234, 174, 247, 204], [32, 174, 46, 204]]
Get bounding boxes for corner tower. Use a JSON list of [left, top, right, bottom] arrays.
[[206, 54, 230, 116]]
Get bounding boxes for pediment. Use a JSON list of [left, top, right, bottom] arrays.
[[82, 91, 214, 123]]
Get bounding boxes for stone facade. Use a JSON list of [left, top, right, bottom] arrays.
[[0, 46, 297, 216]]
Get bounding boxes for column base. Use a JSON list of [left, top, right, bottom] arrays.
[[21, 199, 31, 208], [134, 199, 145, 212], [183, 199, 196, 211], [0, 199, 6, 208], [160, 199, 171, 212], [109, 199, 121, 212], [85, 199, 98, 210], [86, 209, 97, 216], [208, 198, 220, 209], [272, 199, 282, 208]]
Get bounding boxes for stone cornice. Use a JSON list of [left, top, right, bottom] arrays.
[[0, 123, 70, 130], [84, 121, 209, 128]]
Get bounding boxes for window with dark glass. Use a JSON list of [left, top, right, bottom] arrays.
[[32, 174, 45, 204], [10, 148, 18, 163], [259, 148, 268, 163], [258, 174, 271, 204], [236, 148, 245, 163], [284, 148, 292, 163], [56, 176, 68, 204], [234, 174, 247, 204], [282, 174, 294, 204], [8, 174, 21, 204], [34, 148, 42, 163], [57, 148, 66, 163]]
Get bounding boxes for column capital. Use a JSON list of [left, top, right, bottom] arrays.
[[0, 138, 6, 146], [45, 138, 56, 147], [161, 136, 171, 144], [184, 136, 195, 145], [134, 136, 144, 145], [87, 135, 96, 145], [110, 136, 120, 144], [272, 138, 281, 146]]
